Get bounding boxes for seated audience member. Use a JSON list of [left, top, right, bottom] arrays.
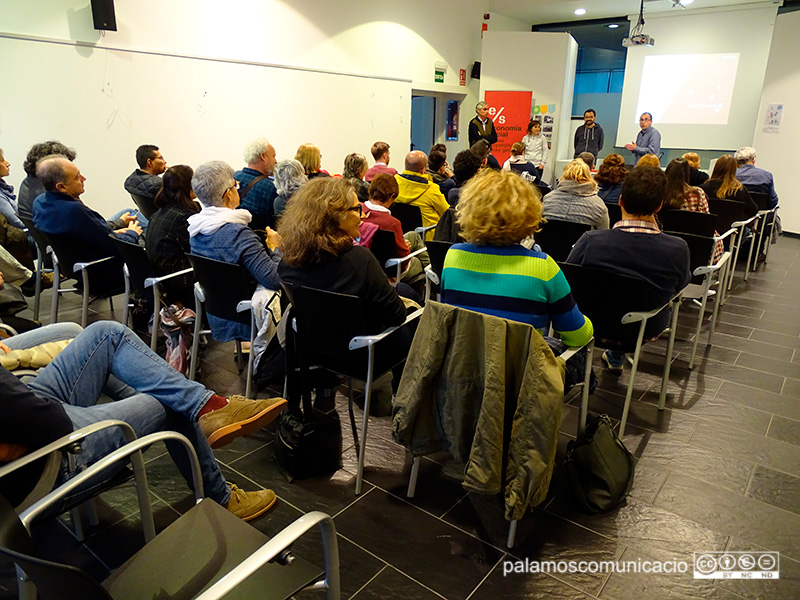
[[577, 151, 596, 171], [470, 139, 500, 170], [503, 142, 542, 184], [566, 166, 691, 372], [522, 119, 548, 178], [394, 151, 449, 240], [430, 144, 453, 173], [234, 137, 278, 230], [365, 141, 397, 182], [441, 169, 593, 347], [446, 149, 483, 208], [700, 155, 757, 216], [343, 153, 370, 202], [0, 268, 41, 333], [187, 161, 282, 351], [17, 140, 76, 222], [542, 159, 609, 230], [33, 155, 142, 294], [734, 146, 779, 209], [295, 143, 329, 179], [664, 158, 722, 262], [273, 159, 307, 218], [145, 165, 199, 307], [636, 153, 660, 168], [427, 150, 453, 191], [683, 152, 709, 187], [0, 148, 25, 229], [595, 153, 627, 205], [278, 178, 415, 389], [0, 320, 286, 520], [124, 144, 166, 201]]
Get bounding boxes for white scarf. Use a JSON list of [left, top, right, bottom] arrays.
[[187, 206, 252, 237]]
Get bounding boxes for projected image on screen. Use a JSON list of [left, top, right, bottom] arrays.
[[636, 53, 740, 125]]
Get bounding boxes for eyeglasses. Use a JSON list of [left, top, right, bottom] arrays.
[[223, 180, 240, 199], [347, 204, 363, 216]]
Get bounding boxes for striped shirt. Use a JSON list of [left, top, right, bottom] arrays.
[[441, 243, 593, 347]]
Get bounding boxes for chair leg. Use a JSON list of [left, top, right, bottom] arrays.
[[620, 322, 647, 438], [407, 455, 421, 498], [16, 566, 35, 600], [188, 298, 204, 381], [150, 286, 160, 352], [689, 287, 710, 370], [507, 519, 518, 549], [32, 247, 43, 322], [742, 229, 756, 283], [752, 221, 766, 272], [81, 270, 90, 328], [727, 230, 741, 292], [246, 311, 256, 398], [50, 258, 61, 324], [122, 265, 130, 327], [659, 301, 681, 410], [348, 379, 359, 452], [355, 347, 376, 495], [578, 339, 594, 435]]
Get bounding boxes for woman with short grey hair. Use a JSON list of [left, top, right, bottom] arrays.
[[190, 160, 235, 208], [273, 159, 307, 218]]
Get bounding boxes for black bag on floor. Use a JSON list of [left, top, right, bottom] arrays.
[[273, 319, 342, 482], [566, 414, 635, 514]]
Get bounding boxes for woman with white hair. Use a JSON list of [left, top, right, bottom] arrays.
[[187, 161, 282, 352], [273, 159, 307, 218]]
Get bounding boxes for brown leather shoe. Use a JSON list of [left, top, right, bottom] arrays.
[[199, 395, 287, 448], [225, 483, 277, 521]]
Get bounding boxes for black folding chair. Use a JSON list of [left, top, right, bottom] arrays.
[[128, 192, 157, 220], [17, 216, 53, 321], [111, 237, 193, 350], [659, 209, 718, 238], [282, 283, 422, 495], [559, 263, 681, 437], [186, 254, 260, 398], [422, 240, 454, 302], [706, 197, 759, 290], [606, 203, 622, 227], [368, 229, 426, 284], [535, 220, 591, 262], [748, 191, 779, 268], [390, 203, 436, 237]]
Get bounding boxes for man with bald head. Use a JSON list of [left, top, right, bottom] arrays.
[[33, 155, 142, 293], [394, 150, 449, 240]]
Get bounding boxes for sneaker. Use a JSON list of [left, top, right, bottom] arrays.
[[199, 395, 287, 448], [225, 483, 276, 521], [602, 350, 624, 374]]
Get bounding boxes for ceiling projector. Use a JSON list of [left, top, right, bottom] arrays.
[[623, 34, 655, 47]]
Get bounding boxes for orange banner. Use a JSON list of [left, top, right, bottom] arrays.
[[485, 91, 533, 165]]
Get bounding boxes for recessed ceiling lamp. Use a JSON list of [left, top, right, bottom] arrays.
[[574, 8, 587, 15], [608, 23, 620, 28]]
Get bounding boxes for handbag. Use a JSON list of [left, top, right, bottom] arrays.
[[273, 316, 342, 482], [565, 414, 635, 514]]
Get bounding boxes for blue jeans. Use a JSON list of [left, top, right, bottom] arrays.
[[110, 208, 149, 235], [605, 349, 625, 367], [25, 321, 229, 505]]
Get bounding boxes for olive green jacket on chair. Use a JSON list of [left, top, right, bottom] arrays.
[[392, 301, 566, 521]]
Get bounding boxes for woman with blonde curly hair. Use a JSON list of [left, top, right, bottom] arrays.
[[542, 159, 608, 229], [636, 153, 660, 168], [595, 153, 627, 205], [441, 170, 593, 347], [294, 143, 330, 179]]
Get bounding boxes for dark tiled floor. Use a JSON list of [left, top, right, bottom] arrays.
[[3, 237, 800, 599]]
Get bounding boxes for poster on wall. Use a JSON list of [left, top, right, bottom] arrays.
[[485, 91, 533, 164], [533, 104, 558, 150], [763, 103, 783, 134]]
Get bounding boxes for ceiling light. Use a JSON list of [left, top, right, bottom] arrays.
[[608, 23, 620, 29], [574, 8, 587, 16]]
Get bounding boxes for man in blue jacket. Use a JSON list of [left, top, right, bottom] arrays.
[[33, 155, 142, 294]]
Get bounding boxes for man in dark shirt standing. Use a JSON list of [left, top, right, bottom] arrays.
[[468, 101, 498, 148], [567, 166, 691, 372], [573, 109, 604, 159]]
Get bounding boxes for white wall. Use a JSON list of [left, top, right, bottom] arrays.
[[486, 13, 532, 33], [754, 10, 797, 234], [480, 31, 579, 184], [0, 0, 488, 216]]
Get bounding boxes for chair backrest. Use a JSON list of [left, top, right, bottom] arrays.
[[559, 262, 661, 345], [281, 283, 369, 366], [606, 204, 622, 227], [185, 254, 255, 324], [659, 209, 717, 238], [368, 229, 398, 275], [426, 240, 454, 279], [0, 494, 113, 600], [18, 216, 50, 260], [129, 193, 157, 220], [110, 236, 155, 298], [706, 197, 746, 233], [390, 203, 423, 234], [663, 231, 715, 283], [748, 191, 772, 211], [535, 220, 591, 262]]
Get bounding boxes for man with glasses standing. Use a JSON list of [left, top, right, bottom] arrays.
[[625, 112, 661, 164]]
